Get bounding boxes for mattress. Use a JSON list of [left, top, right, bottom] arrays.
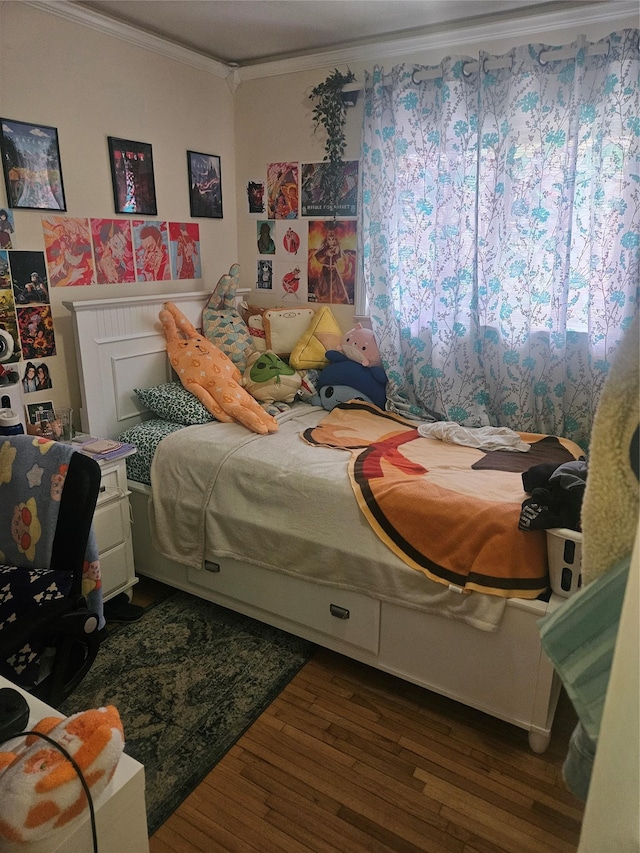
[[118, 418, 185, 485], [147, 403, 511, 631]]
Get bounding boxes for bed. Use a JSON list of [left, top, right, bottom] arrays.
[[64, 290, 578, 753]]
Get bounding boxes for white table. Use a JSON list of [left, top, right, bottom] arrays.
[[0, 677, 149, 853]]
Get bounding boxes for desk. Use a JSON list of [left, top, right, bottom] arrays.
[[0, 677, 149, 853]]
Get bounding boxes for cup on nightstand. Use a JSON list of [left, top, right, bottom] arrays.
[[55, 407, 74, 443]]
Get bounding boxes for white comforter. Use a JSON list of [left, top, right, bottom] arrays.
[[149, 404, 508, 631]]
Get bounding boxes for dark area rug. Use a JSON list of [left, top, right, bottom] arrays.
[[59, 590, 316, 834]]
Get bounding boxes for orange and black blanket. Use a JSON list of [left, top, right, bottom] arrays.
[[302, 402, 584, 598]]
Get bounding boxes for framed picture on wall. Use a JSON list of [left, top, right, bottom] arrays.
[[187, 151, 222, 219], [0, 118, 66, 210], [108, 137, 157, 215]]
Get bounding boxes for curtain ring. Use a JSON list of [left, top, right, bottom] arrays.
[[537, 48, 548, 67], [462, 61, 475, 78], [411, 69, 421, 86]]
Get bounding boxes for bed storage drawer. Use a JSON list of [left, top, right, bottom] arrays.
[[187, 561, 380, 654]]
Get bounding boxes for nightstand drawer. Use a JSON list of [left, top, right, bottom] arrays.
[[100, 542, 132, 599], [94, 499, 127, 552], [97, 468, 122, 506]]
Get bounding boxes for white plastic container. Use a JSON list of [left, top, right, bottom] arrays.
[[546, 527, 583, 597]]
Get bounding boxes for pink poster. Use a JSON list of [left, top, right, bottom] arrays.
[[42, 215, 95, 287], [91, 218, 135, 284]]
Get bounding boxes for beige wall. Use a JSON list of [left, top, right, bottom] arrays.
[[1, 2, 635, 426], [0, 2, 237, 423]]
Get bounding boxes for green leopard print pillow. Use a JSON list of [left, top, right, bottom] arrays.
[[134, 382, 216, 425]]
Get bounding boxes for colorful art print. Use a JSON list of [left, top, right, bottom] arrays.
[[8, 250, 49, 306], [307, 220, 357, 305], [282, 225, 301, 256], [91, 219, 135, 284], [168, 222, 201, 280], [188, 151, 222, 219], [279, 264, 303, 300], [108, 137, 157, 216], [247, 180, 265, 214], [17, 304, 56, 359], [257, 220, 276, 255], [0, 208, 15, 249], [42, 216, 95, 287], [26, 400, 54, 426], [267, 162, 299, 220], [0, 118, 66, 211], [301, 161, 359, 217], [133, 220, 171, 282], [0, 250, 10, 289], [22, 359, 52, 394], [257, 260, 273, 290], [0, 285, 20, 363]]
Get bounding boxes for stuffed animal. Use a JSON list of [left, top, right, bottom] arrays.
[[0, 706, 124, 844], [339, 323, 382, 367], [159, 301, 278, 435], [311, 350, 388, 410], [241, 350, 302, 405]]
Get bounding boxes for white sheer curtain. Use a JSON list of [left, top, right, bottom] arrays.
[[361, 30, 640, 448]]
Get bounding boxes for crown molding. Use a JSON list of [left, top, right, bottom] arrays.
[[25, 0, 638, 84], [25, 0, 229, 77], [238, 1, 638, 81]]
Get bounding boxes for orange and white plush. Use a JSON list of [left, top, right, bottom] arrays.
[[159, 301, 278, 435], [0, 706, 124, 845]]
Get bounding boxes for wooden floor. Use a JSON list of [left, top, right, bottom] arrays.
[[148, 643, 584, 853]]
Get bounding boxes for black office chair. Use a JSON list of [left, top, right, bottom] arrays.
[[0, 435, 103, 706]]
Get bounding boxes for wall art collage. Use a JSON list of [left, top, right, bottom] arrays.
[[246, 160, 358, 305]]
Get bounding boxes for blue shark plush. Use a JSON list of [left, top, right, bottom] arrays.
[[310, 350, 387, 410]]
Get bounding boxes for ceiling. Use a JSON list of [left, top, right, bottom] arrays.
[[73, 0, 612, 67]]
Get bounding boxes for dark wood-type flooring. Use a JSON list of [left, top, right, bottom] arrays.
[[132, 580, 585, 852]]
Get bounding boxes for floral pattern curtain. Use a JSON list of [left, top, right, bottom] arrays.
[[361, 30, 639, 448]]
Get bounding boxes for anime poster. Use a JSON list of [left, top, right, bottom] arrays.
[[273, 262, 307, 302], [0, 276, 21, 365], [91, 219, 135, 284], [278, 222, 303, 258], [16, 304, 56, 359], [8, 250, 49, 306], [256, 220, 276, 255], [247, 180, 265, 214], [257, 260, 273, 290], [42, 215, 95, 287], [267, 162, 298, 220], [169, 222, 201, 280], [133, 220, 171, 282], [0, 208, 15, 249], [307, 220, 357, 305], [22, 359, 52, 393], [301, 161, 359, 217]]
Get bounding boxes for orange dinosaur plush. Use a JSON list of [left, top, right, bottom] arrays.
[[159, 301, 278, 435]]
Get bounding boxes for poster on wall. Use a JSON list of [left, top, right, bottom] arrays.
[[0, 118, 66, 211], [91, 219, 135, 284], [42, 216, 95, 287], [187, 151, 222, 219], [133, 220, 171, 282], [108, 137, 157, 216], [0, 208, 15, 249], [307, 220, 357, 305], [22, 359, 52, 393], [257, 260, 273, 290], [273, 262, 307, 302], [247, 180, 265, 213], [301, 161, 359, 217], [169, 222, 201, 280], [8, 250, 49, 306], [267, 162, 298, 220], [0, 261, 21, 365], [256, 220, 276, 255], [16, 305, 56, 359]]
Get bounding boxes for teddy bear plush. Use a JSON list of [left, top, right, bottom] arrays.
[[159, 301, 278, 435], [0, 705, 124, 844]]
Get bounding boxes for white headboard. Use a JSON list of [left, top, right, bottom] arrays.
[[64, 291, 209, 438]]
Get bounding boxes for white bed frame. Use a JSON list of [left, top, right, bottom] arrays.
[[65, 291, 563, 753]]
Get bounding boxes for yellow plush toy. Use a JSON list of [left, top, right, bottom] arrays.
[[0, 706, 124, 845], [159, 301, 278, 435]]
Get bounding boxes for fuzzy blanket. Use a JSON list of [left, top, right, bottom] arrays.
[[303, 402, 584, 598]]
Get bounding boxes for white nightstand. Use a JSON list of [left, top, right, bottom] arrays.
[[92, 452, 138, 602]]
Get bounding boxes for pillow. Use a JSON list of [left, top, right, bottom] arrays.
[[202, 264, 256, 372], [263, 307, 315, 357], [134, 382, 216, 425], [290, 305, 343, 370], [246, 313, 267, 352]]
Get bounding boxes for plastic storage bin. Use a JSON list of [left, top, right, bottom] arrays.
[[546, 527, 583, 597]]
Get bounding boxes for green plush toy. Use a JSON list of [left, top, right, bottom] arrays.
[[241, 350, 302, 404]]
